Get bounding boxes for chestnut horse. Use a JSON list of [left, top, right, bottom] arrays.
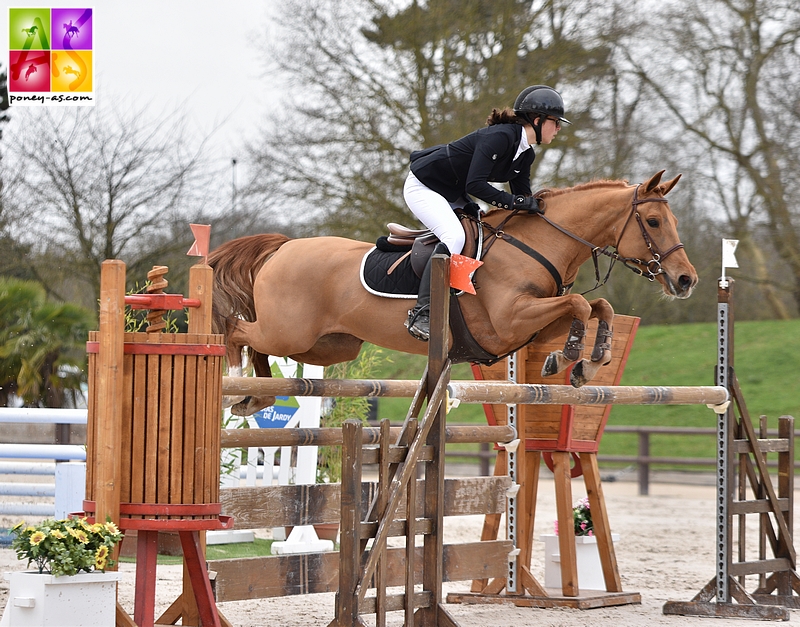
[[210, 171, 697, 416]]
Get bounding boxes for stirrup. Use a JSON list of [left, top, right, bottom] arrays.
[[405, 304, 430, 341]]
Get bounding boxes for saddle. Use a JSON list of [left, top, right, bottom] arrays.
[[377, 205, 481, 278], [362, 204, 502, 365]]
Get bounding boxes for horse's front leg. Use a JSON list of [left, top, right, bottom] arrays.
[[541, 317, 587, 379], [569, 298, 614, 387], [495, 293, 591, 381]]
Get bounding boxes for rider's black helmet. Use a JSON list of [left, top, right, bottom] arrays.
[[514, 85, 571, 125]]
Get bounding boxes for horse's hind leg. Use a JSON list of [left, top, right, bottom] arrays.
[[222, 317, 278, 414], [231, 349, 277, 417], [222, 317, 247, 409], [570, 300, 614, 387]]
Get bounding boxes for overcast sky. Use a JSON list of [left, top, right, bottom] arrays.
[[4, 1, 282, 174]]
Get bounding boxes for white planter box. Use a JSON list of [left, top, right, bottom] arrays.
[[1, 571, 120, 627], [541, 533, 620, 591]]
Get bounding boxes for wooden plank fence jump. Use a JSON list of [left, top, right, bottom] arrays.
[[210, 256, 735, 625]]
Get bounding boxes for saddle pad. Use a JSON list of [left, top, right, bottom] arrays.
[[360, 247, 421, 299]]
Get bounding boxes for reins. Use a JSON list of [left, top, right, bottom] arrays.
[[479, 183, 685, 296]]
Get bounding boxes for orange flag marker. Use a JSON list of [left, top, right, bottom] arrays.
[[187, 224, 211, 263], [449, 254, 483, 294]]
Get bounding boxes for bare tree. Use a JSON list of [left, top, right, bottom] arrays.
[[622, 0, 800, 317], [4, 105, 214, 305], [246, 0, 642, 241]]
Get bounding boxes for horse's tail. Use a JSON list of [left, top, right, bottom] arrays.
[[208, 233, 292, 336]]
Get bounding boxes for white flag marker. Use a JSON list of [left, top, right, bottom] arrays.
[[720, 239, 739, 288]]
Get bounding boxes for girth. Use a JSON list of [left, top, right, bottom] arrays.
[[448, 295, 539, 365]]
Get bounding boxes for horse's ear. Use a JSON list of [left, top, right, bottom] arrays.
[[643, 170, 666, 194], [658, 173, 682, 196]]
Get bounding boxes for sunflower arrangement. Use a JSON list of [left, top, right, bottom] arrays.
[[9, 517, 123, 576]]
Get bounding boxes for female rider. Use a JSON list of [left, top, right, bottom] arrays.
[[403, 84, 570, 341]]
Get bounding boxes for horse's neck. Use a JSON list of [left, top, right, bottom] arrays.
[[500, 187, 632, 248], [483, 185, 633, 279]]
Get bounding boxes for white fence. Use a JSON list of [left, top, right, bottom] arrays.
[[0, 409, 87, 521]]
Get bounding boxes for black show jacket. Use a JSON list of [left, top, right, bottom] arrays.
[[409, 123, 535, 209]]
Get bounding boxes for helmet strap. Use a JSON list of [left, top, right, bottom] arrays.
[[533, 114, 545, 145], [518, 112, 543, 145]]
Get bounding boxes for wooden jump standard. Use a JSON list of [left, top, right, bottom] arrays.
[[84, 261, 230, 627]]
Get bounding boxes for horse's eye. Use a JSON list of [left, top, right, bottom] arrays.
[[646, 218, 659, 228]]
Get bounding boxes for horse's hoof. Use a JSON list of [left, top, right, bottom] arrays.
[[570, 361, 589, 388], [541, 353, 559, 377], [222, 395, 246, 409], [231, 395, 277, 416], [231, 397, 254, 416]]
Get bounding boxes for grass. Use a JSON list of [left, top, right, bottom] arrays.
[[368, 318, 800, 467], [118, 538, 275, 565]]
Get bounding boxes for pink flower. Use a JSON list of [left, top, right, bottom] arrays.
[[588, 530, 593, 537], [554, 520, 559, 535]]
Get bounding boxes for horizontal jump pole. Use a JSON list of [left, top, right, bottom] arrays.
[[222, 376, 728, 407], [447, 382, 730, 406], [220, 424, 516, 448], [223, 376, 420, 398]]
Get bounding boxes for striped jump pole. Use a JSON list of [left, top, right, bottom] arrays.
[[222, 376, 729, 408]]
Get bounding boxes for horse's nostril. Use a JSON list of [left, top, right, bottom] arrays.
[[679, 275, 694, 290]]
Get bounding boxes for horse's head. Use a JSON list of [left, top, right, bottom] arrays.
[[617, 170, 698, 299]]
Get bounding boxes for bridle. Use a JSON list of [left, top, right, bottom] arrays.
[[481, 183, 685, 295], [623, 184, 685, 278]]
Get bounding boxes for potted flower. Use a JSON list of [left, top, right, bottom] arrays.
[[571, 496, 594, 537], [1, 518, 123, 627], [540, 497, 620, 591]]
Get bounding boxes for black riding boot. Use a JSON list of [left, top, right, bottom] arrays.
[[405, 242, 450, 341]]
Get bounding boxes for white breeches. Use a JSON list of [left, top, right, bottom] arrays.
[[403, 171, 466, 255]]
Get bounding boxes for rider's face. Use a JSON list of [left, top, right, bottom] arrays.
[[539, 118, 561, 145]]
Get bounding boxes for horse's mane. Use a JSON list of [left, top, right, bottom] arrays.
[[538, 178, 631, 198], [483, 179, 632, 215]]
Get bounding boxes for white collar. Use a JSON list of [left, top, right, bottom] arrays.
[[514, 126, 531, 161]]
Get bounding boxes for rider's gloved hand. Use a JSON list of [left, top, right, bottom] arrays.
[[513, 195, 543, 214]]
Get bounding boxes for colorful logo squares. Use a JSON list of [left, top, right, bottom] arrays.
[[8, 7, 94, 104]]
